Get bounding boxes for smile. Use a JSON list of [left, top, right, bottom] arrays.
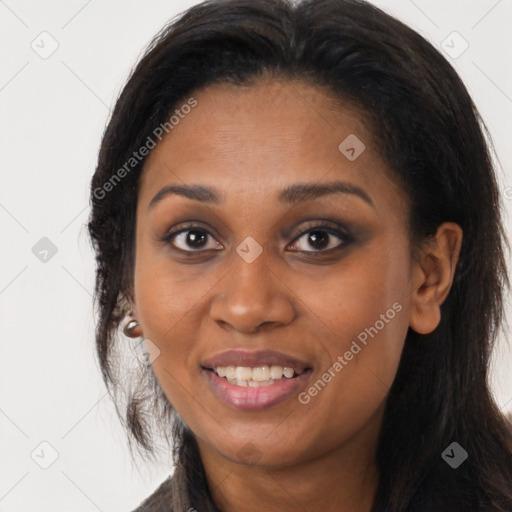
[[202, 366, 312, 410]]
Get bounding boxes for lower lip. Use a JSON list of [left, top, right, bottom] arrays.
[[203, 368, 312, 411]]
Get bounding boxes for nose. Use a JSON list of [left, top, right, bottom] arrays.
[[209, 246, 296, 334]]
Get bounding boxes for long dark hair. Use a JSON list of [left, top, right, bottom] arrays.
[[88, 0, 512, 510]]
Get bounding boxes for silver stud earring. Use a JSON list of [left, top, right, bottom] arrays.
[[123, 318, 141, 337]]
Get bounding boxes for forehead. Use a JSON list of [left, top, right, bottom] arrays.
[[139, 79, 406, 213]]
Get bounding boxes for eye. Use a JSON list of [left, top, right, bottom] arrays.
[[161, 220, 352, 255], [288, 222, 352, 253], [163, 223, 223, 252]]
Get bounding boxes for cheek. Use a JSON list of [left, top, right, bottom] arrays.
[[133, 255, 206, 417], [298, 240, 411, 398], [133, 236, 209, 338], [297, 239, 410, 339]]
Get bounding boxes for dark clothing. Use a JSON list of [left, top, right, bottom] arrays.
[[130, 468, 486, 512]]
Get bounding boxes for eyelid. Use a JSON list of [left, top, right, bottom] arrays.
[[161, 220, 219, 239], [288, 220, 351, 241]]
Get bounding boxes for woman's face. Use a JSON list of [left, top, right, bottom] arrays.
[[133, 79, 418, 468]]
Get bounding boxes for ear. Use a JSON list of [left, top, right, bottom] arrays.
[[409, 222, 463, 335]]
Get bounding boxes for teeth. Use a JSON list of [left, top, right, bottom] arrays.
[[235, 367, 253, 380], [270, 365, 283, 379], [252, 365, 270, 381], [283, 367, 294, 378], [225, 366, 236, 380], [214, 365, 302, 383], [229, 378, 275, 387]]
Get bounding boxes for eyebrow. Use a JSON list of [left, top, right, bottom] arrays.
[[148, 180, 375, 210]]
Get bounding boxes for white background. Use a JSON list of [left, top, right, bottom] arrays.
[[1, 1, 511, 510]]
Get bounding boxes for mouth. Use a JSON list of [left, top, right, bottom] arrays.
[[201, 349, 313, 410]]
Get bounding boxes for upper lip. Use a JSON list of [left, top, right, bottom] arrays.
[[201, 349, 312, 372]]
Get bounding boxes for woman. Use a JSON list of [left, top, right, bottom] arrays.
[[88, 0, 512, 510]]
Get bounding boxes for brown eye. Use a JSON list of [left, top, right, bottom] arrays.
[[288, 222, 353, 253], [306, 230, 331, 250], [164, 225, 223, 252]]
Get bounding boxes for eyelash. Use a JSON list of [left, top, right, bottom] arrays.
[[160, 220, 353, 256]]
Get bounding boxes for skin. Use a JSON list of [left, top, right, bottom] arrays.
[[129, 79, 462, 511]]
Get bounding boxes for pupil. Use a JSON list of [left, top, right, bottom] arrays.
[[309, 231, 328, 249], [188, 230, 206, 247]]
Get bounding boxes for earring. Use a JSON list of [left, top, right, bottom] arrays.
[[123, 317, 142, 337]]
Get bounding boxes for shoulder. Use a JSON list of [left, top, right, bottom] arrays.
[[129, 474, 175, 512]]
